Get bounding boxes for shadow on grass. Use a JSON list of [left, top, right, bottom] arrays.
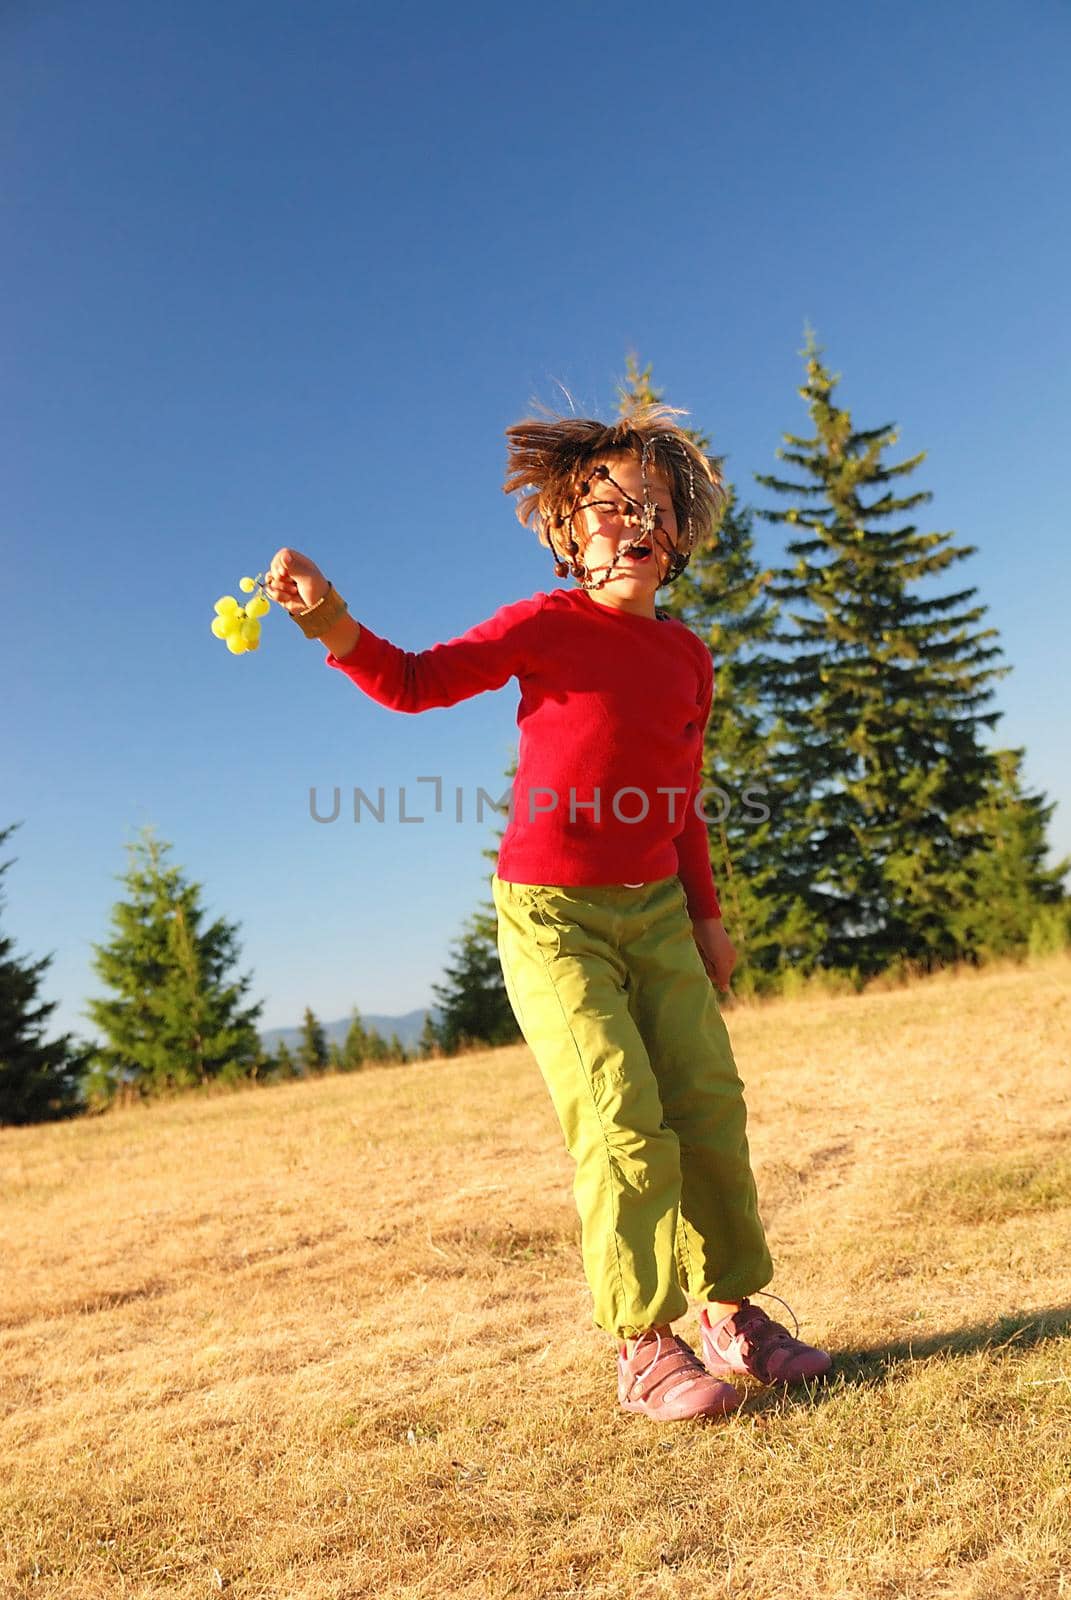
[[745, 1303, 1071, 1415]]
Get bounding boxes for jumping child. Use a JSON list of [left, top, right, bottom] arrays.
[[265, 403, 832, 1421]]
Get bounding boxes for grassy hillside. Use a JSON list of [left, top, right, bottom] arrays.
[[3, 954, 1070, 1599]]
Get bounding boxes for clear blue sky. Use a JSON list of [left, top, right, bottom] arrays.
[[4, 0, 1069, 1042]]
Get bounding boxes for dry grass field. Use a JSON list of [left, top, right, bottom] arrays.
[[3, 953, 1070, 1600]]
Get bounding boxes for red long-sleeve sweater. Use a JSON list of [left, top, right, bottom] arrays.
[[325, 585, 721, 920]]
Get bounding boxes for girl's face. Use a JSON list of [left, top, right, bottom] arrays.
[[569, 455, 679, 594]]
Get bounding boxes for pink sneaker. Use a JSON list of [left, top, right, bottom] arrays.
[[617, 1328, 742, 1422], [699, 1294, 832, 1385]]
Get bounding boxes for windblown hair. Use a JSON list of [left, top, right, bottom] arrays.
[[502, 403, 726, 564]]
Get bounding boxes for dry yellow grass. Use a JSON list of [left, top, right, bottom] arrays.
[[2, 953, 1070, 1600]]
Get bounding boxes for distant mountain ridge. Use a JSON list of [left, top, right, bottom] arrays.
[[259, 1006, 442, 1057]]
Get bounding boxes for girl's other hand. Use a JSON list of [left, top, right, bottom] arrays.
[[692, 918, 737, 994], [266, 548, 330, 613]]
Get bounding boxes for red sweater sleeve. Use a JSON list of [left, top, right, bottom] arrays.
[[674, 656, 722, 921], [324, 592, 545, 712]]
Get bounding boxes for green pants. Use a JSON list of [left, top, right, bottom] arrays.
[[491, 871, 773, 1341]]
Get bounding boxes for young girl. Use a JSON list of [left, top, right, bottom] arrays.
[[266, 404, 831, 1422]]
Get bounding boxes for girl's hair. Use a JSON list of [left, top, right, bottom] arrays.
[[502, 403, 726, 571]]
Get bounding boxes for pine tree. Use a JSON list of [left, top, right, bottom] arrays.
[[340, 1005, 370, 1071], [467, 749, 524, 1043], [616, 357, 818, 989], [431, 924, 520, 1054], [387, 1031, 408, 1063], [0, 823, 89, 1125], [945, 747, 1070, 961], [85, 827, 262, 1104], [272, 1038, 298, 1080], [248, 1039, 274, 1084], [362, 1025, 391, 1063], [298, 1006, 328, 1076], [754, 332, 1012, 975], [428, 748, 523, 1058], [418, 1013, 442, 1058]]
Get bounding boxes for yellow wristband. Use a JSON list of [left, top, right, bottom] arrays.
[[291, 582, 349, 640]]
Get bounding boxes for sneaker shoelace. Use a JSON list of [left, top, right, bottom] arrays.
[[712, 1293, 805, 1384], [752, 1289, 801, 1339]]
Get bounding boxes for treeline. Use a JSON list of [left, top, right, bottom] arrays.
[[271, 1004, 411, 1081]]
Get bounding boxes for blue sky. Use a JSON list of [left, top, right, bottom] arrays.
[[4, 0, 1069, 1042]]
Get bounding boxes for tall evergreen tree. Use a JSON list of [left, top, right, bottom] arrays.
[[85, 827, 262, 1104], [298, 1006, 328, 1076], [617, 357, 819, 988], [0, 823, 89, 1125], [754, 332, 1012, 975]]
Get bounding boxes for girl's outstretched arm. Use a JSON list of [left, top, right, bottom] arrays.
[[266, 547, 544, 714]]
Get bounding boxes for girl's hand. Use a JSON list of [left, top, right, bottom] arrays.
[[692, 917, 737, 994], [265, 548, 330, 613]]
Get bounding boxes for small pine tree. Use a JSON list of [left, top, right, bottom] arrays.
[[298, 1007, 328, 1076], [363, 1026, 393, 1063], [0, 823, 88, 1125], [387, 1030, 408, 1063], [431, 924, 520, 1054], [425, 746, 523, 1060], [272, 1038, 298, 1080], [945, 747, 1071, 960], [418, 1012, 442, 1058], [85, 827, 262, 1104], [248, 1040, 274, 1083], [341, 1005, 370, 1071], [451, 752, 523, 1047]]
